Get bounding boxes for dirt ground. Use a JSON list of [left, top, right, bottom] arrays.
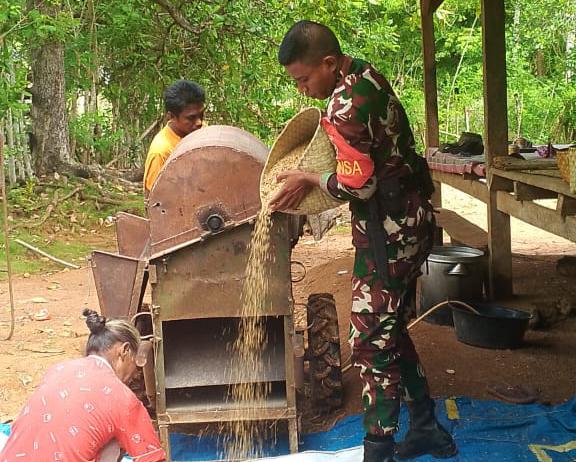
[[292, 246, 576, 431], [292, 185, 576, 428], [1, 185, 576, 428]]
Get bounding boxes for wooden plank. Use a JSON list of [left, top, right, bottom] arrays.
[[492, 157, 558, 171], [431, 170, 488, 202], [493, 168, 576, 199], [557, 195, 576, 217], [159, 407, 297, 425], [288, 418, 299, 453], [420, 3, 440, 149], [520, 169, 562, 179], [497, 191, 576, 242], [513, 182, 559, 201], [435, 208, 488, 251], [159, 424, 171, 462], [283, 316, 296, 409], [489, 174, 514, 192]]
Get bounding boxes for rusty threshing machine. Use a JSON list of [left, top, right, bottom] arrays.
[[90, 125, 342, 459]]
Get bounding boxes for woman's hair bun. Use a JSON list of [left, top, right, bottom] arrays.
[[83, 309, 107, 335]]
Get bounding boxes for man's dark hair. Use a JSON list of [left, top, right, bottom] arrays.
[[278, 20, 342, 66], [164, 80, 205, 116]]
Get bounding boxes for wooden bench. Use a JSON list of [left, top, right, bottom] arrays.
[[434, 208, 488, 252]]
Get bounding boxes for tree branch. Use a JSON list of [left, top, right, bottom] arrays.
[[152, 0, 197, 34], [14, 238, 80, 269]]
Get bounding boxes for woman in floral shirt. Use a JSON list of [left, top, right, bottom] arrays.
[[1, 310, 165, 462]]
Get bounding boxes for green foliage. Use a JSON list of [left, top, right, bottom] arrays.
[[0, 0, 574, 275], [0, 57, 28, 119], [0, 0, 575, 170], [25, 9, 77, 42], [69, 110, 127, 164]]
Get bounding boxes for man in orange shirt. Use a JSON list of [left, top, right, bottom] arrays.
[[143, 80, 206, 193]]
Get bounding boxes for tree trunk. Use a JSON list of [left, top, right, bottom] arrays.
[[69, 90, 78, 162], [512, 0, 521, 67], [88, 0, 100, 164], [28, 0, 70, 176], [19, 117, 34, 178], [535, 50, 546, 77]]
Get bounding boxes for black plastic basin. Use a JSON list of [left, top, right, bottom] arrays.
[[451, 303, 532, 349]]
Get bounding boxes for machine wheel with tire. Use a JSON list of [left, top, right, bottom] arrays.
[[306, 293, 343, 413]]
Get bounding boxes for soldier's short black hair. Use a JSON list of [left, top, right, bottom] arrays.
[[164, 80, 205, 116], [278, 20, 342, 66]]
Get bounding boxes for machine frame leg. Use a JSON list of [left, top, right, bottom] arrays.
[[288, 417, 299, 453], [159, 424, 171, 461]]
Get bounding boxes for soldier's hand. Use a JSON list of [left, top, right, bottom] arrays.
[[269, 170, 320, 212]]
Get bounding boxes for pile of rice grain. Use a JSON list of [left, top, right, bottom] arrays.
[[259, 144, 307, 207]]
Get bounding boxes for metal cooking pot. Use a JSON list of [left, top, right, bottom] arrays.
[[419, 246, 486, 326]]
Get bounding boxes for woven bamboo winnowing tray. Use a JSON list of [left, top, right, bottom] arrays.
[[260, 107, 343, 215]]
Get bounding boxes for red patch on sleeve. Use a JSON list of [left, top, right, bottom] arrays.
[[321, 118, 374, 189]]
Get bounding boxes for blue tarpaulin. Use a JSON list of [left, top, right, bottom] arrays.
[[2, 397, 576, 461]]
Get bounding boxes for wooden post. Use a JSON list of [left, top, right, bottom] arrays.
[[421, 0, 440, 149], [482, 0, 513, 298], [420, 0, 442, 211]]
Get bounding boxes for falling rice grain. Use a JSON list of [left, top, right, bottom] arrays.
[[225, 144, 307, 460]]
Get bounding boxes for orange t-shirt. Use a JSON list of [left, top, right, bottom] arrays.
[[143, 125, 181, 192]]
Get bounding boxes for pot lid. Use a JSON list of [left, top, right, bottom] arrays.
[[428, 245, 485, 263]]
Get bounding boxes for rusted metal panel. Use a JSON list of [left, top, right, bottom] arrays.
[[147, 126, 268, 254], [90, 251, 147, 319], [150, 216, 292, 321], [162, 317, 285, 388], [115, 212, 150, 259]]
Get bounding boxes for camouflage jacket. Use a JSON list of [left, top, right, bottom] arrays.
[[319, 56, 434, 254]]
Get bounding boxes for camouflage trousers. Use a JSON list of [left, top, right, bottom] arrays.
[[349, 249, 430, 436]]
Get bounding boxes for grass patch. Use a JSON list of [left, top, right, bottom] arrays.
[[0, 177, 144, 278]]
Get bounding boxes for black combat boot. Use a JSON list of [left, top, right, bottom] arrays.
[[363, 434, 395, 462], [395, 397, 457, 460]]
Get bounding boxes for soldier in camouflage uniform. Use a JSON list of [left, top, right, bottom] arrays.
[[271, 21, 456, 462]]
